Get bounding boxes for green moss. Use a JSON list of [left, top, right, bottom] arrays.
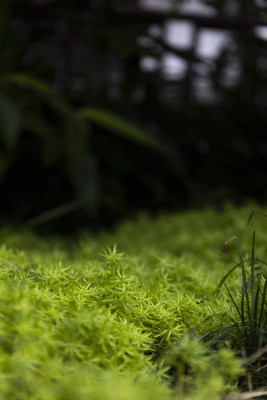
[[1, 203, 267, 399]]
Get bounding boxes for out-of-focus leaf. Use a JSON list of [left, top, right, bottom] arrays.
[[70, 155, 98, 217], [0, 94, 21, 150], [4, 74, 51, 95], [5, 73, 90, 163], [21, 111, 63, 167], [0, 151, 11, 172], [20, 198, 87, 230], [4, 74, 75, 120], [22, 111, 54, 139], [77, 108, 163, 152]]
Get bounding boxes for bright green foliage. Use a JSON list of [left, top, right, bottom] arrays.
[[1, 203, 267, 399], [163, 335, 243, 400]]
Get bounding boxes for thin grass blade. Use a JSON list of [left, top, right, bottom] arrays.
[[247, 211, 255, 226], [209, 324, 244, 348], [224, 283, 244, 324], [19, 198, 87, 229], [235, 238, 251, 326], [251, 231, 256, 325], [216, 259, 251, 292], [254, 282, 260, 326], [258, 275, 267, 348]]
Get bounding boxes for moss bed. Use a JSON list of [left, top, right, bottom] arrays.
[[1, 203, 267, 399]]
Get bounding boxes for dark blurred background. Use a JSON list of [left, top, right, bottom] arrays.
[[1, 0, 267, 234]]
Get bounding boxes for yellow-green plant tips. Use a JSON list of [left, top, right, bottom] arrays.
[[1, 203, 267, 399]]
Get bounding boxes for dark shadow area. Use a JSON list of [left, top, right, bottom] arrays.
[[0, 0, 267, 234]]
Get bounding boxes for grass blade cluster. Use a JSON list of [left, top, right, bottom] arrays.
[[211, 231, 267, 393]]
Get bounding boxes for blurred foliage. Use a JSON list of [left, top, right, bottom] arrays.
[[1, 0, 267, 233]]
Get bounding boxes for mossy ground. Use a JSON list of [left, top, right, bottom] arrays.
[[1, 203, 267, 399]]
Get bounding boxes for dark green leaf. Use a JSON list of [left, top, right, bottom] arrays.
[[22, 111, 54, 139], [20, 198, 87, 230], [77, 108, 163, 152], [5, 73, 89, 164], [4, 74, 75, 120], [69, 155, 98, 217], [4, 74, 51, 95], [0, 94, 21, 150]]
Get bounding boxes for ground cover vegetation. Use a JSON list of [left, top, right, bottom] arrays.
[[1, 203, 267, 399]]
